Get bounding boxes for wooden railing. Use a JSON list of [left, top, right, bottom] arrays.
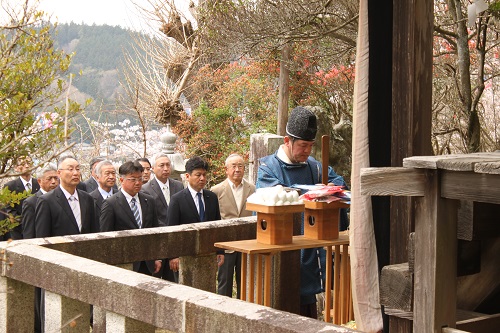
[[1, 217, 358, 333]]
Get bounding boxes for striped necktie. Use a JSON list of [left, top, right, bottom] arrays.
[[130, 197, 141, 228]]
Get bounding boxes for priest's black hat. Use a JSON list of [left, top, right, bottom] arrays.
[[285, 107, 317, 141]]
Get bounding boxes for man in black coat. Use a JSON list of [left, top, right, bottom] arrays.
[[21, 164, 59, 239], [89, 160, 117, 219], [99, 160, 161, 275], [20, 163, 58, 333], [1, 156, 40, 240], [34, 156, 99, 333], [141, 153, 183, 281], [82, 156, 105, 193], [35, 156, 99, 237], [167, 156, 224, 274], [141, 153, 183, 226]]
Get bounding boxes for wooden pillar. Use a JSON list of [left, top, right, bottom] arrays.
[[0, 277, 34, 333], [389, 0, 434, 330], [413, 170, 458, 333]]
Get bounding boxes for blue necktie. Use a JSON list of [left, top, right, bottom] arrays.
[[197, 192, 205, 221], [130, 198, 142, 228]]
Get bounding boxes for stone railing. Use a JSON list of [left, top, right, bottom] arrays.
[[1, 217, 357, 333]]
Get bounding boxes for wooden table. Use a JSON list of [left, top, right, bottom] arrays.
[[215, 234, 349, 322], [360, 152, 500, 333]]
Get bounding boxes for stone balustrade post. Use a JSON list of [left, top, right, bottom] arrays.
[[44, 290, 91, 333], [106, 311, 156, 333], [0, 276, 34, 333], [180, 254, 218, 293]]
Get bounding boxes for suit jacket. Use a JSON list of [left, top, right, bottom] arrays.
[[21, 191, 44, 239], [2, 177, 40, 239], [167, 188, 221, 226], [141, 178, 183, 226], [100, 190, 158, 231], [35, 186, 99, 237], [100, 190, 158, 273], [83, 177, 98, 193], [89, 188, 111, 220], [210, 179, 255, 219], [83, 177, 118, 193]]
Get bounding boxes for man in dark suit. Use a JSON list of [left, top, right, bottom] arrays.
[[20, 163, 59, 333], [89, 160, 117, 219], [82, 156, 105, 193], [141, 153, 183, 281], [1, 156, 41, 240], [100, 160, 161, 276], [34, 156, 99, 332], [136, 157, 152, 184], [35, 156, 99, 237], [167, 156, 224, 274], [141, 153, 183, 226], [22, 164, 59, 239]]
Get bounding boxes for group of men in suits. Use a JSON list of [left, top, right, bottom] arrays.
[[1, 152, 255, 331]]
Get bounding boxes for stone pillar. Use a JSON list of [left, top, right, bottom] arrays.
[[106, 311, 155, 333], [0, 276, 34, 333], [91, 263, 135, 333], [44, 290, 91, 333], [249, 133, 283, 185], [179, 254, 217, 293]]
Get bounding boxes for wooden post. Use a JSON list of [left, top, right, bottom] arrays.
[[322, 135, 329, 184], [413, 170, 458, 333]]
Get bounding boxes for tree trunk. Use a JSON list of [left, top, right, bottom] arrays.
[[277, 43, 291, 136]]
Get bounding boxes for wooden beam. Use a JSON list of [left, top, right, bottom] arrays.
[[441, 171, 500, 204], [380, 263, 413, 311], [456, 313, 500, 333], [413, 170, 458, 333], [360, 167, 426, 196]]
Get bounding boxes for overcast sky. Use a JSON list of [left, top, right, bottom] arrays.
[[38, 0, 151, 30]]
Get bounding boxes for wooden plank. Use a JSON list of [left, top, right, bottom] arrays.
[[403, 152, 500, 170], [246, 203, 304, 214], [380, 263, 413, 311], [360, 167, 426, 196], [437, 155, 500, 172], [324, 246, 332, 323], [403, 155, 460, 169], [413, 170, 458, 333], [442, 328, 470, 333], [264, 254, 272, 307], [456, 313, 500, 333], [256, 255, 263, 305], [241, 253, 247, 301], [385, 308, 487, 323], [215, 235, 349, 254], [441, 171, 500, 204]]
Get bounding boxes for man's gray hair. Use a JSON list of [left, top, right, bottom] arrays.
[[95, 160, 114, 176], [36, 163, 57, 179], [151, 153, 171, 167], [225, 153, 244, 166], [57, 155, 77, 169]]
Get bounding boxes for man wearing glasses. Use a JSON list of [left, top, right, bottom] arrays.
[[22, 164, 59, 239], [100, 160, 161, 276], [35, 156, 99, 237]]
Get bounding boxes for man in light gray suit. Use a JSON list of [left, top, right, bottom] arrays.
[[141, 153, 183, 281], [211, 154, 255, 298]]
